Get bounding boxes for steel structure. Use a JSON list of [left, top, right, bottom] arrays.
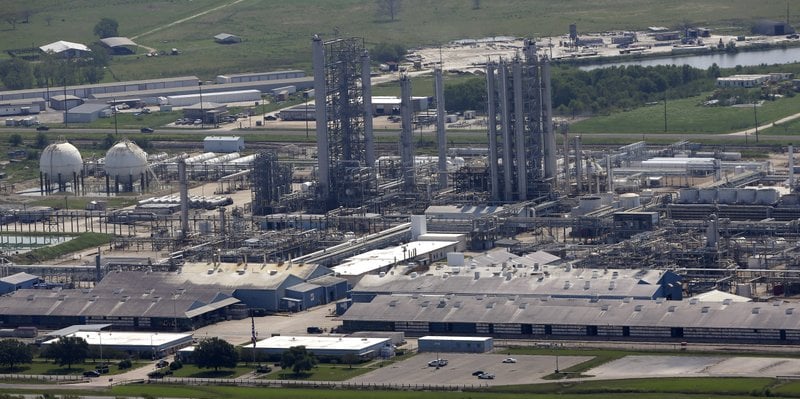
[[485, 39, 556, 202], [312, 36, 376, 211], [251, 151, 291, 216]]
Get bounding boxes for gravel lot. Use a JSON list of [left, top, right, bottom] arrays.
[[589, 355, 800, 379]]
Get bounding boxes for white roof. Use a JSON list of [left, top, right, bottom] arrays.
[[693, 289, 752, 303], [45, 331, 191, 347], [204, 136, 242, 142], [40, 40, 91, 54], [419, 336, 492, 342], [332, 240, 458, 276], [255, 335, 389, 351]]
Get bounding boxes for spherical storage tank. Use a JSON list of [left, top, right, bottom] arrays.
[[104, 140, 148, 184], [39, 142, 83, 177]]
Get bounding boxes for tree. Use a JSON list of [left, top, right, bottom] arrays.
[[0, 59, 34, 90], [376, 0, 402, 21], [93, 18, 119, 39], [5, 15, 18, 30], [371, 42, 406, 63], [35, 132, 49, 149], [194, 337, 238, 371], [0, 339, 32, 372], [280, 346, 317, 376], [8, 134, 23, 147], [45, 336, 89, 370], [341, 353, 359, 369], [472, 0, 481, 9]]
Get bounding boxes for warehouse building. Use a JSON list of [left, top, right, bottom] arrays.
[[183, 102, 228, 124], [247, 335, 392, 361], [214, 33, 242, 44], [0, 272, 41, 295], [64, 102, 111, 123], [99, 37, 139, 55], [215, 70, 305, 84], [341, 295, 800, 343], [39, 40, 91, 58], [50, 95, 83, 111], [0, 98, 46, 116], [43, 329, 193, 357], [350, 266, 681, 303], [418, 336, 493, 353]]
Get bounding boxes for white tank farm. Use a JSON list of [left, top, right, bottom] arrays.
[[105, 140, 148, 183], [40, 142, 83, 177]]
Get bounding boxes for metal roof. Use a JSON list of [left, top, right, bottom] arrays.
[[0, 272, 39, 285], [68, 102, 111, 113], [332, 241, 458, 277], [342, 295, 800, 331], [99, 37, 137, 48], [255, 335, 389, 351], [40, 40, 90, 54]]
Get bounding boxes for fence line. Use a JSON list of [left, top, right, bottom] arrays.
[[149, 376, 487, 391]]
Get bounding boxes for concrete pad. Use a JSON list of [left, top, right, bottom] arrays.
[[350, 353, 592, 386], [589, 355, 726, 378]]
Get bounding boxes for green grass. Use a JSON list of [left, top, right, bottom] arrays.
[[11, 232, 111, 264], [0, 358, 136, 376], [263, 364, 374, 381], [1, 1, 796, 81], [168, 364, 254, 379], [572, 93, 800, 134], [28, 196, 138, 210]]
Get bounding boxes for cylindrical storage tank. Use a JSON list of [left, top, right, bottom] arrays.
[[39, 142, 83, 177], [579, 196, 603, 212], [104, 140, 148, 184], [717, 188, 737, 205], [678, 188, 699, 204], [185, 152, 217, 164], [698, 188, 717, 204], [619, 193, 641, 209], [756, 188, 779, 205], [198, 221, 212, 234], [737, 188, 757, 204], [720, 152, 741, 161]]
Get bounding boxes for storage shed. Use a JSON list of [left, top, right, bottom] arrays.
[[203, 136, 244, 153], [0, 273, 41, 295], [65, 102, 111, 123], [50, 95, 83, 111], [214, 33, 242, 44]]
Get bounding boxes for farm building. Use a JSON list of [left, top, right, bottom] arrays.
[[39, 40, 91, 58], [203, 136, 244, 153], [99, 37, 139, 55], [214, 33, 242, 44]]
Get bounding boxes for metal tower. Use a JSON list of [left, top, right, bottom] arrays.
[[312, 35, 376, 211], [251, 151, 291, 216], [486, 39, 556, 202]]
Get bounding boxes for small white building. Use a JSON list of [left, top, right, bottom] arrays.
[[43, 330, 193, 356], [248, 335, 392, 360], [204, 136, 244, 153], [716, 74, 770, 88]]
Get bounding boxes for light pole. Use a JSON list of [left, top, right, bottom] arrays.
[[98, 331, 103, 370], [113, 97, 118, 136], [198, 81, 204, 129], [753, 99, 759, 143]]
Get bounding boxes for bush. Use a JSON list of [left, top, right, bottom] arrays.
[[117, 359, 132, 369], [169, 360, 182, 370]]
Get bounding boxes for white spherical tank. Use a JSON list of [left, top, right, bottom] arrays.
[[39, 142, 83, 177], [104, 140, 148, 183]]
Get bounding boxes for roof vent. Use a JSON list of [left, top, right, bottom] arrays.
[[773, 301, 782, 307], [655, 297, 664, 304], [485, 302, 495, 309], [437, 300, 447, 308], [634, 304, 643, 311], [623, 297, 632, 303], [752, 307, 760, 314], [701, 306, 710, 313], [668, 305, 676, 312], [600, 304, 609, 311], [388, 300, 397, 307], [786, 308, 794, 315], [611, 271, 619, 279], [689, 298, 698, 305], [420, 300, 429, 308], [563, 281, 572, 289], [590, 294, 600, 303], [26, 295, 34, 301], [722, 298, 732, 305], [120, 295, 129, 303], [519, 302, 528, 309], [454, 301, 462, 308], [608, 281, 616, 290], [584, 281, 591, 290]]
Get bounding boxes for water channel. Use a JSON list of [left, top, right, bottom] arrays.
[[581, 46, 800, 70]]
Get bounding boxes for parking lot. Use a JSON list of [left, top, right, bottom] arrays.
[[590, 355, 800, 379], [350, 353, 592, 386]]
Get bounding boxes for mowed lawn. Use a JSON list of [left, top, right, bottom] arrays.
[[0, 0, 795, 80], [572, 94, 800, 135]]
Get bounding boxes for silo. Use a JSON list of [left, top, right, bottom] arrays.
[[579, 196, 603, 213], [39, 141, 83, 194], [104, 139, 149, 193]]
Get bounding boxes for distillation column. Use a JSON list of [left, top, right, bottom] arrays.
[[400, 75, 415, 192], [179, 158, 189, 239], [361, 50, 375, 167], [434, 68, 448, 189], [312, 35, 330, 202]]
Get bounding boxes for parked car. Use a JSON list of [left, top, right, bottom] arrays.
[[306, 326, 323, 334], [477, 372, 495, 379], [140, 127, 154, 133], [36, 125, 49, 131], [156, 359, 169, 368], [83, 370, 100, 377], [427, 358, 448, 367], [193, 119, 202, 125], [256, 365, 272, 373], [471, 370, 486, 376], [502, 357, 517, 363]]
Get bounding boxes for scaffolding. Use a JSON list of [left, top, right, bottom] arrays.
[[251, 151, 291, 216]]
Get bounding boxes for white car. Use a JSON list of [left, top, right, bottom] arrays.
[[477, 372, 495, 379], [427, 358, 448, 367], [502, 357, 517, 363]]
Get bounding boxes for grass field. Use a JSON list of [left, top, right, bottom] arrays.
[[0, 358, 137, 376], [0, 1, 795, 81], [11, 232, 111, 264], [571, 94, 800, 134]]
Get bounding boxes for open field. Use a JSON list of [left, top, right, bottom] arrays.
[[0, 1, 796, 80]]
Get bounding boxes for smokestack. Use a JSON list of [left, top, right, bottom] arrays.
[[312, 35, 330, 201], [400, 75, 415, 192], [434, 68, 448, 189], [790, 144, 795, 189], [361, 50, 375, 167], [606, 154, 613, 193], [179, 158, 189, 239]]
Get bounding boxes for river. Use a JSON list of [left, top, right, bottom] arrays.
[[581, 46, 800, 70]]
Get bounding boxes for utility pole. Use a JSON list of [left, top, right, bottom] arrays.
[[113, 97, 118, 136], [753, 99, 759, 143], [198, 81, 204, 129], [663, 92, 667, 132]]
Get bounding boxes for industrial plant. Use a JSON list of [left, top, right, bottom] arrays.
[[3, 31, 800, 383]]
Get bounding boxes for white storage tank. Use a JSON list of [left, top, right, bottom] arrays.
[[698, 188, 717, 204], [736, 188, 757, 204], [104, 140, 148, 184], [717, 188, 737, 205], [40, 141, 83, 177], [579, 196, 603, 212], [755, 188, 779, 205], [619, 193, 641, 209], [678, 188, 698, 204]]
